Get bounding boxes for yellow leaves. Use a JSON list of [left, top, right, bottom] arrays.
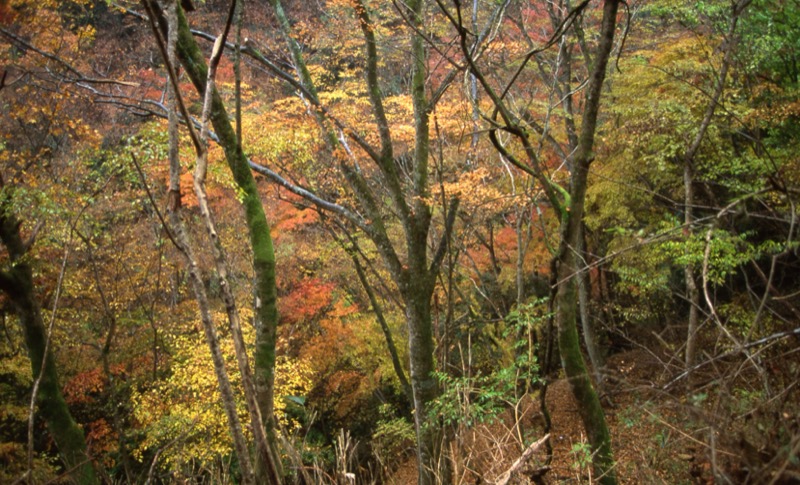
[[131, 328, 246, 467], [274, 356, 313, 431], [243, 105, 318, 171], [438, 167, 511, 214], [130, 310, 314, 466]]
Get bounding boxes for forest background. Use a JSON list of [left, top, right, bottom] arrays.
[[1, 0, 798, 483]]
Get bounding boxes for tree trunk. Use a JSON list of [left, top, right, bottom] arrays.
[[0, 198, 98, 485], [404, 278, 449, 484], [555, 194, 616, 485], [452, 0, 620, 478], [684, 160, 700, 369], [552, 1, 620, 483], [347, 243, 412, 401], [169, 3, 280, 439], [578, 224, 604, 387], [173, 215, 257, 485]]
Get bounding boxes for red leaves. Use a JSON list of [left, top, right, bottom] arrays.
[[0, 0, 16, 26], [279, 277, 336, 326], [64, 367, 105, 405]]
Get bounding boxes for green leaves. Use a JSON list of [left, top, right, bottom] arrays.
[[428, 301, 545, 428]]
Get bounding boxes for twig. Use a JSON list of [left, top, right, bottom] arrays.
[[26, 244, 71, 484], [494, 433, 550, 485]]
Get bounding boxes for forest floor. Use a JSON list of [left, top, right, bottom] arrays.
[[538, 349, 710, 484], [388, 347, 752, 484]]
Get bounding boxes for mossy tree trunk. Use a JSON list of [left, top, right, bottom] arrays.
[[0, 185, 98, 485], [449, 0, 621, 482], [147, 2, 282, 481], [172, 1, 279, 434]]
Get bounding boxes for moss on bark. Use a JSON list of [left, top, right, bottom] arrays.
[[0, 203, 98, 484]]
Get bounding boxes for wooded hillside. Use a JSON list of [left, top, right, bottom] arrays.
[[1, 0, 798, 483]]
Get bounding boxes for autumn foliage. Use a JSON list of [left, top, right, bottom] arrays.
[[1, 0, 799, 483]]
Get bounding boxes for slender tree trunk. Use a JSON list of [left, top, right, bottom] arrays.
[[469, 0, 480, 156], [578, 224, 604, 387], [168, 2, 281, 440], [346, 242, 412, 401], [552, 1, 619, 483], [0, 194, 98, 485], [684, 162, 700, 369], [554, 176, 615, 485], [450, 0, 619, 478], [683, 0, 750, 370], [258, 0, 459, 481], [169, 213, 256, 485], [158, 3, 255, 481]]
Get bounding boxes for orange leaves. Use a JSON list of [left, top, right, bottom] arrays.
[[178, 171, 197, 208], [279, 277, 336, 326], [64, 367, 105, 405], [301, 316, 354, 372], [63, 363, 127, 406], [298, 314, 374, 420], [86, 418, 117, 460], [273, 199, 320, 235], [439, 167, 510, 214], [0, 0, 15, 25]]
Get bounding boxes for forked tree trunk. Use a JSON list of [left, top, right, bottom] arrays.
[[260, 0, 458, 482], [169, 2, 281, 442], [552, 1, 620, 483]]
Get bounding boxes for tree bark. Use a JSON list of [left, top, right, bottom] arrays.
[[0, 191, 98, 485], [684, 162, 700, 369], [167, 2, 281, 442], [171, 215, 257, 485], [552, 2, 620, 482]]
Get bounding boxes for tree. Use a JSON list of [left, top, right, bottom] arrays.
[[0, 185, 99, 485], [245, 1, 462, 481], [439, 0, 622, 481]]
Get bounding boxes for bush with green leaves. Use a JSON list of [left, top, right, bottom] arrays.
[[429, 300, 545, 427]]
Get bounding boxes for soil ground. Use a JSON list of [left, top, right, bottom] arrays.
[[387, 345, 799, 484]]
